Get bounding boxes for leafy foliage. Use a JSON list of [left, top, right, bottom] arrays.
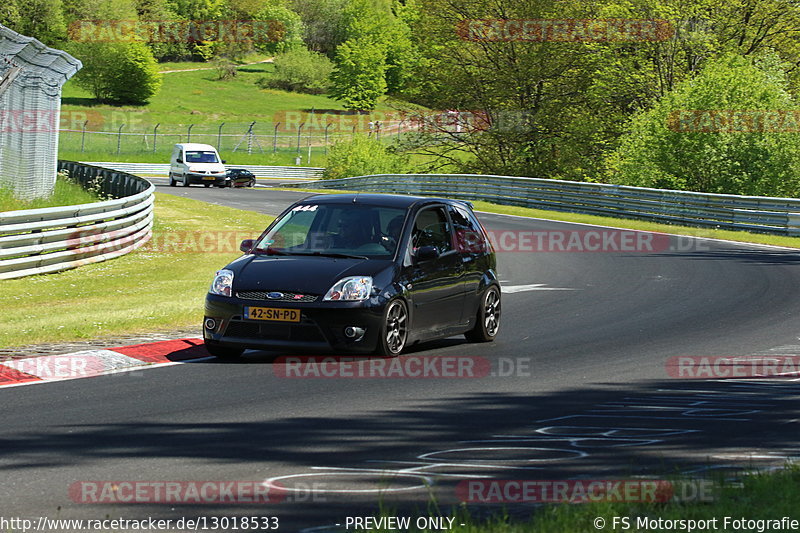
[[258, 47, 333, 93], [329, 39, 387, 110], [323, 135, 409, 178], [71, 41, 163, 104], [607, 54, 800, 196]]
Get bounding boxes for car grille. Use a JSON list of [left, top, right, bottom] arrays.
[[223, 320, 326, 343], [236, 291, 318, 302]]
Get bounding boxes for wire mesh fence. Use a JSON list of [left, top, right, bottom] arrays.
[[58, 119, 411, 162], [0, 25, 81, 200]]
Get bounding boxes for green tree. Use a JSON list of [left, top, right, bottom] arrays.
[[0, 0, 22, 34], [400, 0, 601, 178], [5, 0, 65, 45], [329, 38, 387, 110], [71, 41, 163, 104], [607, 54, 800, 196], [285, 0, 349, 56], [339, 0, 416, 93], [252, 4, 304, 55], [323, 135, 409, 179]]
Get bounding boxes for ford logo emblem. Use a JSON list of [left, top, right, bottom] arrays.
[[266, 292, 284, 299]]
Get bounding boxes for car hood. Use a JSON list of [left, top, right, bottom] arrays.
[[230, 255, 393, 295]]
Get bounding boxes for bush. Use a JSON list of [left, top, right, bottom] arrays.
[[607, 54, 800, 197], [257, 47, 333, 94], [71, 41, 162, 105], [215, 59, 238, 81], [323, 136, 409, 179]]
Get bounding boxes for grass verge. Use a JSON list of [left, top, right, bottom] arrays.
[[0, 193, 271, 348], [373, 465, 799, 532], [0, 175, 101, 212]]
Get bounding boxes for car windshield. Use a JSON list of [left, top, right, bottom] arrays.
[[185, 151, 220, 163], [253, 203, 407, 259]]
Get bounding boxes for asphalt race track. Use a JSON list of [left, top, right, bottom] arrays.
[[2, 179, 799, 532]]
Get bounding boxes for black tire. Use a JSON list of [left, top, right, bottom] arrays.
[[204, 182, 212, 188], [182, 174, 190, 187], [376, 299, 408, 357], [465, 285, 501, 342], [204, 342, 244, 359], [168, 173, 176, 187]]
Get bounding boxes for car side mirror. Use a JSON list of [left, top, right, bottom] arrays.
[[415, 245, 439, 262], [222, 159, 226, 164], [240, 239, 255, 253], [176, 157, 182, 163]]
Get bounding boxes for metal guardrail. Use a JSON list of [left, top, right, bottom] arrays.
[[83, 162, 324, 180], [0, 161, 155, 280], [280, 174, 800, 236]]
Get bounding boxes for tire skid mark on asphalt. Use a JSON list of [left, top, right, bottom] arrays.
[[265, 380, 800, 502]]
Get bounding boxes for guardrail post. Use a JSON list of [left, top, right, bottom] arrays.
[[787, 213, 800, 236]]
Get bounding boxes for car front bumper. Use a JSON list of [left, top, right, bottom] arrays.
[[204, 294, 386, 354], [187, 172, 226, 185]]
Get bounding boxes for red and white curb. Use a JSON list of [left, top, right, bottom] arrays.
[[0, 337, 212, 388]]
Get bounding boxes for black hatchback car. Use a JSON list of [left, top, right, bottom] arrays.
[[224, 168, 256, 188], [204, 193, 500, 358]]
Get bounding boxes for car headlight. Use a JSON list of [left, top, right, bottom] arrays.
[[323, 276, 373, 301], [210, 269, 234, 297]]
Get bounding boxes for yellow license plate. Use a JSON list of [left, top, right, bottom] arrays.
[[245, 307, 301, 322], [202, 176, 215, 180]]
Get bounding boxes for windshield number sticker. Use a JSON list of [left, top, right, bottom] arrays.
[[292, 205, 318, 212]]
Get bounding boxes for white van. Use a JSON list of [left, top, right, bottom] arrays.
[[169, 143, 227, 187]]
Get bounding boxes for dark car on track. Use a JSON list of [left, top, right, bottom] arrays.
[[204, 193, 500, 358], [224, 168, 256, 188]]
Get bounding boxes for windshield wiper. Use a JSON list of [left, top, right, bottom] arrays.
[[252, 248, 289, 255], [289, 251, 369, 260]]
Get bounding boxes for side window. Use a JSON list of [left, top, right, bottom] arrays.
[[412, 207, 453, 254], [449, 204, 487, 253]]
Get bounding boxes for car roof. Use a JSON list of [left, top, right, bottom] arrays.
[[175, 143, 218, 151], [299, 193, 472, 210]]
